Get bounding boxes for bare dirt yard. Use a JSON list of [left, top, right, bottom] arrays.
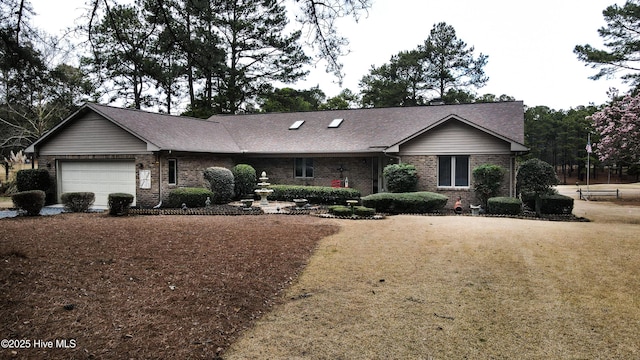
[[1, 185, 639, 359]]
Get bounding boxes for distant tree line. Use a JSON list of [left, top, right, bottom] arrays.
[[2, 0, 640, 182]]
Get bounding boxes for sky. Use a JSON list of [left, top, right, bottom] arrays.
[[30, 0, 629, 110]]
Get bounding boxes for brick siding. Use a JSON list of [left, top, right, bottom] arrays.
[[402, 154, 513, 209], [36, 152, 515, 210]]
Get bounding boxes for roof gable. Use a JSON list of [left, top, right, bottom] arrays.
[[28, 104, 242, 154], [36, 111, 151, 155]]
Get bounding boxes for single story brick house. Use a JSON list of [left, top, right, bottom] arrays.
[[26, 101, 527, 208]]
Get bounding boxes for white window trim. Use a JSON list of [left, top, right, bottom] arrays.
[[437, 155, 470, 189]]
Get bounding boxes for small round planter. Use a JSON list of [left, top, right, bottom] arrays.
[[241, 199, 254, 208]]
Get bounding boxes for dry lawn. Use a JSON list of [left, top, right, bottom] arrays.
[[225, 190, 640, 359]]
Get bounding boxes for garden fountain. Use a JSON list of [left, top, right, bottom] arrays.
[[255, 171, 274, 206]]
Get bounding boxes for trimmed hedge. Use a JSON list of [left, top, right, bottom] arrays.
[[232, 164, 257, 199], [16, 169, 55, 204], [108, 193, 134, 216], [167, 187, 215, 208], [535, 194, 574, 215], [61, 192, 95, 212], [269, 185, 361, 205], [521, 189, 558, 210], [203, 167, 234, 204], [487, 197, 522, 215], [328, 205, 376, 217], [328, 205, 353, 217], [12, 190, 46, 216], [361, 192, 448, 214], [383, 163, 418, 193], [354, 206, 376, 217]]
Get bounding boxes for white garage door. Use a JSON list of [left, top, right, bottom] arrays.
[[58, 161, 136, 206]]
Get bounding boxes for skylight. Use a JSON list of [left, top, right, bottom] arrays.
[[289, 120, 305, 130], [328, 118, 344, 128]]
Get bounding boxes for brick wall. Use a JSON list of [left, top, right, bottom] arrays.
[[402, 154, 513, 209], [240, 156, 379, 195], [159, 152, 234, 205]]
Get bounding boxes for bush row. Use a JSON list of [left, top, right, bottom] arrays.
[[485, 194, 573, 215], [361, 192, 448, 214], [167, 187, 215, 208], [535, 194, 574, 215], [268, 185, 361, 205], [487, 197, 522, 215], [328, 205, 376, 217]]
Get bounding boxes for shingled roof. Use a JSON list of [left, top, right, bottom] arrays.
[[28, 101, 526, 155], [213, 101, 526, 154]]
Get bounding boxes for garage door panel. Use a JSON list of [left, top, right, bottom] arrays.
[[59, 161, 136, 206]]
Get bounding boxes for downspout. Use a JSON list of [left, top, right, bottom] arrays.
[[153, 152, 163, 209], [510, 155, 514, 197]]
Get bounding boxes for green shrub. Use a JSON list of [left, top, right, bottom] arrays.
[[328, 205, 376, 217], [361, 192, 448, 214], [473, 164, 506, 207], [12, 190, 46, 216], [269, 185, 361, 204], [108, 193, 134, 216], [16, 169, 55, 204], [232, 164, 257, 199], [354, 206, 376, 217], [328, 205, 353, 217], [167, 187, 214, 208], [203, 167, 235, 204], [521, 188, 557, 209], [487, 197, 522, 215], [516, 159, 559, 198], [383, 163, 418, 193], [61, 192, 95, 212], [535, 194, 574, 215]]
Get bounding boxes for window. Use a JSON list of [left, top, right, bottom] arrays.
[[295, 158, 314, 178], [168, 159, 177, 185], [289, 120, 304, 130], [328, 118, 344, 128], [438, 156, 469, 187]]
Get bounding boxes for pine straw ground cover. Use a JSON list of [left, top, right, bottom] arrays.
[[0, 213, 338, 359]]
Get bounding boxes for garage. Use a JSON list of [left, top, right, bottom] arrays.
[[58, 161, 136, 206]]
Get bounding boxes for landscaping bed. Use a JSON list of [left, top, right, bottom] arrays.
[[0, 213, 338, 359]]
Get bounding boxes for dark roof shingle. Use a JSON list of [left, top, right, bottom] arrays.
[[29, 101, 525, 155], [213, 101, 525, 154]]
